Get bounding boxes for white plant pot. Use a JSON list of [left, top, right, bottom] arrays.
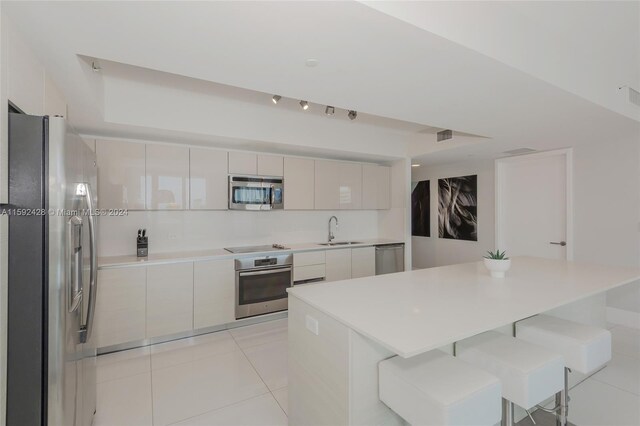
[[483, 258, 512, 278]]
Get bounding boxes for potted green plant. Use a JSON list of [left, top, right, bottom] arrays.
[[483, 250, 511, 278]]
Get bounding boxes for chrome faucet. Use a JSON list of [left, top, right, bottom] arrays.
[[328, 216, 339, 242]]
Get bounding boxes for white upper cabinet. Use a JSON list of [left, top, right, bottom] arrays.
[[146, 144, 189, 210], [315, 160, 362, 210], [229, 152, 283, 176], [228, 151, 257, 175], [284, 157, 314, 210], [362, 165, 391, 210], [339, 162, 362, 210], [314, 160, 341, 210], [190, 148, 228, 210], [96, 139, 146, 210], [257, 155, 284, 176]]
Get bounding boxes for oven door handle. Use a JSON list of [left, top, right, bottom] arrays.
[[270, 185, 275, 206], [239, 267, 291, 278]]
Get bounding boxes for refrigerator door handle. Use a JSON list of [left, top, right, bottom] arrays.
[[77, 183, 98, 343], [68, 215, 83, 313]]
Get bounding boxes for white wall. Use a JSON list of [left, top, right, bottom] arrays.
[[411, 159, 495, 269], [98, 209, 380, 257]]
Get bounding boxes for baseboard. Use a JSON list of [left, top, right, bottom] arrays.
[[606, 307, 640, 329]]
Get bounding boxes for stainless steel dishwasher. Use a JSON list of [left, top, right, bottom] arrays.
[[375, 243, 405, 275]]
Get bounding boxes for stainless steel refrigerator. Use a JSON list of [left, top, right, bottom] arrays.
[[4, 113, 98, 426]]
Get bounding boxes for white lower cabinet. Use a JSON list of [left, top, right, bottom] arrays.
[[94, 268, 147, 348], [146, 262, 194, 338], [193, 259, 236, 329], [351, 247, 376, 278], [325, 249, 352, 282]]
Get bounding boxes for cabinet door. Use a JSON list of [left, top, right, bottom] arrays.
[[94, 268, 146, 348], [339, 163, 362, 210], [351, 247, 376, 278], [376, 166, 391, 210], [325, 249, 352, 282], [146, 144, 189, 210], [190, 148, 228, 210], [146, 263, 194, 338], [258, 155, 284, 176], [361, 164, 379, 210], [285, 157, 315, 210], [193, 259, 235, 330], [228, 151, 257, 175], [96, 139, 146, 210], [314, 160, 341, 210]]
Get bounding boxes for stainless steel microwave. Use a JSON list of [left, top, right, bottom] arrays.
[[229, 175, 284, 210]]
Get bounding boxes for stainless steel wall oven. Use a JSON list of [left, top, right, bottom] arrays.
[[235, 253, 292, 319]]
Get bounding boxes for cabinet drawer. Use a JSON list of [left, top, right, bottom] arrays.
[[294, 264, 326, 283], [294, 251, 326, 267]]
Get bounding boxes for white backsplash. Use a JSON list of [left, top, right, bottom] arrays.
[[98, 210, 379, 257]]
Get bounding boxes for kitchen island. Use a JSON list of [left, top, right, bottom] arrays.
[[287, 257, 640, 425]]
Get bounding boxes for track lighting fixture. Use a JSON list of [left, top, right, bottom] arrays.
[[272, 95, 281, 104], [299, 100, 309, 110], [325, 106, 335, 116], [348, 110, 357, 120]]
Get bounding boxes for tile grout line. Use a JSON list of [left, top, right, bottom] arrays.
[[588, 376, 640, 397], [270, 387, 288, 418], [164, 392, 274, 426], [229, 331, 272, 392]]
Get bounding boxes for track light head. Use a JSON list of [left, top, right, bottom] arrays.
[[272, 95, 281, 104], [300, 100, 309, 110], [325, 106, 335, 116], [348, 110, 357, 120]]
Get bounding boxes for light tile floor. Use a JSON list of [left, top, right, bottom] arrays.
[[95, 319, 639, 426]]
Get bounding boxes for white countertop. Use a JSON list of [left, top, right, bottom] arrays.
[[98, 238, 403, 269], [288, 257, 640, 358]]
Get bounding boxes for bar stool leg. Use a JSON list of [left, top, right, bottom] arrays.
[[502, 398, 514, 426], [556, 367, 569, 426]]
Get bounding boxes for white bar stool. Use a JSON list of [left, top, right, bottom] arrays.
[[516, 315, 612, 426], [456, 331, 565, 426], [379, 350, 502, 426]]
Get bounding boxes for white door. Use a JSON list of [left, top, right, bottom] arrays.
[[496, 149, 572, 260]]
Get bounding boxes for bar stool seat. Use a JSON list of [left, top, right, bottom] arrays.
[[379, 350, 502, 426], [456, 330, 564, 426], [516, 315, 611, 374]]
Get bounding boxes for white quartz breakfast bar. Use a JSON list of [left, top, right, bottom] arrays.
[[286, 256, 640, 425]]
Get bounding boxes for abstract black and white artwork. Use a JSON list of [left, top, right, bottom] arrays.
[[411, 180, 430, 237], [438, 175, 477, 241]]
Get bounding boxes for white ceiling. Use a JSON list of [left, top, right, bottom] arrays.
[[3, 1, 639, 165], [364, 1, 640, 123]]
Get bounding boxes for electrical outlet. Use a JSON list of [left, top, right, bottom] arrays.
[[305, 315, 319, 335]]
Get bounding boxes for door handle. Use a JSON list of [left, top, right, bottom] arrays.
[[77, 183, 98, 343], [550, 241, 567, 246], [68, 215, 83, 313]]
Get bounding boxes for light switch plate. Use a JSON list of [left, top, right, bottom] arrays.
[[305, 315, 319, 335]]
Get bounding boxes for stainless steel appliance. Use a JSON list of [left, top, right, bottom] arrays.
[[235, 253, 293, 319], [375, 243, 405, 275], [4, 114, 98, 425], [229, 175, 284, 210]]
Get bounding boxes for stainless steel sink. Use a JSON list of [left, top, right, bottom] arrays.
[[318, 241, 363, 246]]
